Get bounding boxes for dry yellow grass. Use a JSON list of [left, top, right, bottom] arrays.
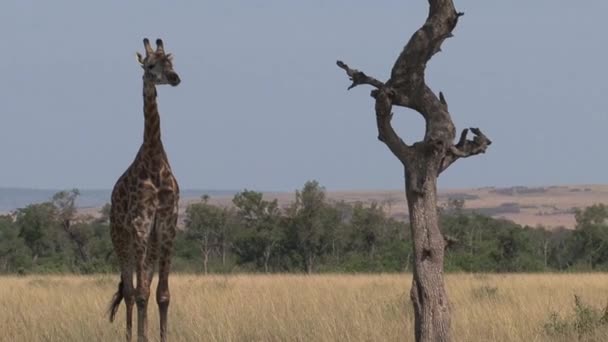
[[1, 273, 608, 341]]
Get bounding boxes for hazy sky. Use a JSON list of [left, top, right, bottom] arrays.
[[1, 1, 606, 192]]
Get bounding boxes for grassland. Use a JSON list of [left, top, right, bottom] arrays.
[[1, 273, 608, 341]]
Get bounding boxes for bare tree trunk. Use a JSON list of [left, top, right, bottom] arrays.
[[222, 243, 227, 267], [331, 239, 341, 264], [305, 255, 314, 274], [404, 251, 411, 272], [469, 227, 475, 256], [201, 238, 210, 275], [407, 172, 450, 341], [543, 237, 549, 269], [337, 1, 491, 341], [263, 247, 271, 273], [203, 250, 209, 275], [62, 220, 89, 263]]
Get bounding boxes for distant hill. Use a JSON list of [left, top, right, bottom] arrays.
[[0, 188, 237, 213]]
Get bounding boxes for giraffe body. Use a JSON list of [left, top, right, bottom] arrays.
[[108, 38, 181, 342]]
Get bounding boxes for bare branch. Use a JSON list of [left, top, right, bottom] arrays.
[[456, 128, 468, 147], [439, 91, 448, 110], [440, 127, 492, 173], [375, 89, 413, 164], [336, 61, 385, 90], [338, 1, 489, 174], [336, 60, 413, 163]]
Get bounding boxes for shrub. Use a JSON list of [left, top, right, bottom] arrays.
[[544, 295, 608, 339]]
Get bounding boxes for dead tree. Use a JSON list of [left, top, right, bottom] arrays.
[[337, 1, 491, 341]]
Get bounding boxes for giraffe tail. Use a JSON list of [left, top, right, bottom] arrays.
[[107, 279, 124, 322]]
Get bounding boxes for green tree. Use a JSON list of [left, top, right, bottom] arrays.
[[16, 203, 56, 258], [233, 190, 283, 273], [184, 196, 229, 274], [321, 201, 348, 267], [350, 202, 386, 261], [0, 215, 32, 273], [567, 205, 608, 269], [289, 181, 329, 274], [52, 189, 90, 264], [16, 202, 74, 272]]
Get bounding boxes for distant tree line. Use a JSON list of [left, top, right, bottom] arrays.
[[1, 182, 608, 274]]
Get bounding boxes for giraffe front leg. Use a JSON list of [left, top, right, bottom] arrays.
[[132, 215, 154, 342], [155, 211, 177, 342]]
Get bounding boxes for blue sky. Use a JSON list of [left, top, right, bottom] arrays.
[[1, 1, 606, 191]]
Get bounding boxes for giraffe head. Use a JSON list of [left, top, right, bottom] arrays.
[[136, 38, 181, 86]]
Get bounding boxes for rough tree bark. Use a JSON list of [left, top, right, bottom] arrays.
[[337, 1, 491, 341]]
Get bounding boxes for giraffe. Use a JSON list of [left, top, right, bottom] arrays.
[[107, 38, 181, 342]]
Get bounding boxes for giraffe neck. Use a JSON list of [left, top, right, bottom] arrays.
[[142, 78, 163, 147]]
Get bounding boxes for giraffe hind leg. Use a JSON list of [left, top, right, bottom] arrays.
[[108, 222, 135, 341], [123, 270, 135, 342], [144, 216, 160, 288], [132, 212, 156, 342], [108, 270, 135, 341], [154, 210, 178, 342]]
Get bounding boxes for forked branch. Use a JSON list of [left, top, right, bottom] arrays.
[[337, 0, 489, 173], [440, 127, 492, 172], [336, 61, 385, 90], [336, 61, 412, 163]]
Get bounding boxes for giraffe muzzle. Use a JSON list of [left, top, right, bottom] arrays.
[[167, 73, 181, 86]]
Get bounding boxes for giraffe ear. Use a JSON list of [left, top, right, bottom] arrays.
[[136, 52, 144, 66]]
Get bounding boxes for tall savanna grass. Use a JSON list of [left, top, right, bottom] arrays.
[[1, 273, 608, 341]]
